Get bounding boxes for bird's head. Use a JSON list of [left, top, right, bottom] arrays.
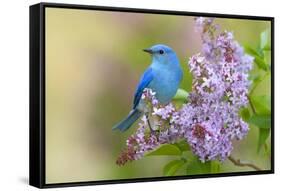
[[143, 44, 178, 64]]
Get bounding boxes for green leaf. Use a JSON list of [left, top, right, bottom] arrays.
[[173, 88, 189, 101], [186, 161, 211, 175], [263, 50, 271, 68], [254, 56, 269, 71], [163, 159, 185, 176], [258, 128, 270, 152], [239, 107, 251, 121], [145, 144, 182, 156], [210, 160, 221, 173], [186, 154, 211, 175], [249, 72, 271, 96], [262, 46, 271, 51], [173, 140, 190, 152], [250, 95, 271, 115], [248, 114, 271, 129], [247, 112, 271, 153], [244, 45, 261, 58], [249, 74, 263, 93], [260, 29, 271, 50], [263, 142, 271, 156], [249, 74, 262, 83], [244, 45, 268, 71]]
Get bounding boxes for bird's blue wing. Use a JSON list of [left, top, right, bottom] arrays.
[[133, 67, 154, 109]]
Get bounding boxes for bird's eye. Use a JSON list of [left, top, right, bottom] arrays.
[[159, 49, 164, 55]]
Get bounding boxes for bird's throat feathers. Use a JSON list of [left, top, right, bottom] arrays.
[[151, 53, 180, 68]]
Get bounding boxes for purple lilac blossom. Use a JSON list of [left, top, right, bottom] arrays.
[[116, 17, 253, 165], [116, 89, 183, 165]]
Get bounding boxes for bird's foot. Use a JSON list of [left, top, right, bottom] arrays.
[[149, 128, 156, 136], [145, 113, 158, 139]]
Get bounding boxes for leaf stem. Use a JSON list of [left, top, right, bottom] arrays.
[[228, 155, 262, 171], [247, 95, 256, 114], [250, 72, 270, 95]]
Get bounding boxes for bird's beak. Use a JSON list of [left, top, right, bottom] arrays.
[[143, 48, 153, 54]]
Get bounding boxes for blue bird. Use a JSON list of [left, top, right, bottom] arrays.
[[113, 44, 183, 132]]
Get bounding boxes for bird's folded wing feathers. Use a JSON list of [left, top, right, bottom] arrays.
[[133, 67, 154, 109]]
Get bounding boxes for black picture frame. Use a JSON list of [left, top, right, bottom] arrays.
[[29, 2, 275, 189]]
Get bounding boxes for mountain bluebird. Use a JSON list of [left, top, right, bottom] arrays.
[[113, 44, 183, 132]]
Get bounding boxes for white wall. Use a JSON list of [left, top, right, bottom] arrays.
[[0, 0, 279, 190]]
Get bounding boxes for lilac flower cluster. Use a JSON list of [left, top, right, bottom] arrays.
[[178, 17, 252, 161], [117, 89, 183, 165], [116, 17, 253, 165]]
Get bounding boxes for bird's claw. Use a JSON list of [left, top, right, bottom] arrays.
[[150, 128, 156, 136]]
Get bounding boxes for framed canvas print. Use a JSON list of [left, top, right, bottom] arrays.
[[29, 2, 274, 188]]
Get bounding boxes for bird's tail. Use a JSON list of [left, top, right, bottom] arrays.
[[112, 109, 142, 132]]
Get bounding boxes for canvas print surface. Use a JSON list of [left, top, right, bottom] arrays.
[[45, 7, 272, 184]]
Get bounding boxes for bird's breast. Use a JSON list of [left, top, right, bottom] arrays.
[[148, 67, 182, 104]]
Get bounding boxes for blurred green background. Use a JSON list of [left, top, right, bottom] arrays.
[[45, 8, 271, 184]]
